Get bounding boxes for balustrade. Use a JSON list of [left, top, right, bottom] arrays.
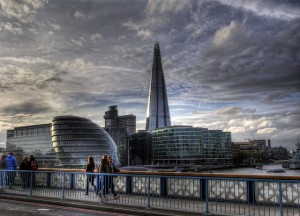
[[0, 170, 299, 216]]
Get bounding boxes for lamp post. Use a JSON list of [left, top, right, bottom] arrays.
[[126, 135, 130, 166]]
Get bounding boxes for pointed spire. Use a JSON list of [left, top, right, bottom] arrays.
[[146, 42, 171, 132]]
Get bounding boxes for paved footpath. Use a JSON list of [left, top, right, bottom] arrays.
[[0, 198, 135, 216]]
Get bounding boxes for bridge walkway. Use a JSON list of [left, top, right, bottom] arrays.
[[1, 185, 295, 216]]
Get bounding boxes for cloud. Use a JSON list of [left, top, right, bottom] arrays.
[[0, 22, 22, 34], [145, 0, 192, 15], [0, 56, 50, 64], [213, 21, 240, 47], [123, 21, 152, 40], [74, 11, 85, 19], [216, 106, 241, 115], [59, 58, 94, 72], [0, 0, 47, 22], [1, 101, 50, 115], [257, 127, 278, 135], [90, 33, 102, 41], [137, 29, 151, 40], [215, 0, 300, 21]]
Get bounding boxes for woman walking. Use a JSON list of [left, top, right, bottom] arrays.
[[100, 154, 111, 201], [84, 156, 96, 195]]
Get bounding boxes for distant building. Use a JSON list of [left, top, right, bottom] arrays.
[[231, 143, 241, 165], [234, 140, 267, 163], [103, 105, 136, 165], [130, 130, 153, 165], [6, 124, 58, 168], [152, 126, 232, 166], [146, 42, 171, 132]]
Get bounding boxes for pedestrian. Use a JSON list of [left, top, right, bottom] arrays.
[[100, 154, 111, 202], [19, 156, 30, 188], [0, 154, 7, 188], [0, 154, 7, 169], [108, 156, 120, 200], [29, 155, 38, 187], [5, 152, 17, 188], [84, 156, 96, 195]]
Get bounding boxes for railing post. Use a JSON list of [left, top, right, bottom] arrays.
[[200, 178, 206, 200], [29, 171, 33, 196], [160, 177, 167, 197], [1, 171, 5, 192], [247, 180, 255, 203], [70, 173, 74, 189], [205, 178, 209, 215], [62, 173, 65, 199], [99, 173, 104, 204], [147, 176, 151, 209], [279, 182, 283, 216], [126, 175, 132, 194], [47, 172, 51, 188]]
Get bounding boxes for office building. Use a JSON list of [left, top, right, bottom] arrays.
[[103, 105, 136, 165], [52, 115, 119, 168], [6, 124, 58, 168], [152, 126, 232, 166], [130, 130, 153, 165], [146, 42, 171, 132]]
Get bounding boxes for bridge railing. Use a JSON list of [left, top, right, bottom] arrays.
[[0, 170, 299, 216]]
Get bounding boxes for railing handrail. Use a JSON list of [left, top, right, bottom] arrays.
[[13, 168, 300, 180]]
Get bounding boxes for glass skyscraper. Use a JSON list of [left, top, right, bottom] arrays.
[[146, 42, 171, 132]]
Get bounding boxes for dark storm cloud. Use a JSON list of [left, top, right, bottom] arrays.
[[1, 101, 50, 115], [0, 0, 299, 149]]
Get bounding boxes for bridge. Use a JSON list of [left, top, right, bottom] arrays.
[[0, 169, 299, 216]]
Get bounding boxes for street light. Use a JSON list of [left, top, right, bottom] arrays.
[[126, 135, 131, 166]]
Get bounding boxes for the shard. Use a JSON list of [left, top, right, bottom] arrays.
[[146, 42, 171, 132]]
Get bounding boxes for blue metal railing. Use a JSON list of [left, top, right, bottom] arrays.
[[0, 170, 299, 216]]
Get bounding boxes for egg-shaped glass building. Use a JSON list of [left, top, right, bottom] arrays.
[[52, 116, 119, 168]]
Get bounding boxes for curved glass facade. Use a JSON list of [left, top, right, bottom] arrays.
[[52, 116, 119, 168]]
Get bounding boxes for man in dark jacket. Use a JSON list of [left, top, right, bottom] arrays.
[[6, 152, 17, 188]]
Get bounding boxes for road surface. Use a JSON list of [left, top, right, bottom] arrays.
[[0, 198, 136, 216]]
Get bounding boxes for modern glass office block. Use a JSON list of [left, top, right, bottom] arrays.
[[51, 116, 119, 168], [152, 126, 232, 166], [6, 124, 58, 168]]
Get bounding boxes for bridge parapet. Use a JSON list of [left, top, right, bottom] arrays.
[[0, 169, 299, 216]]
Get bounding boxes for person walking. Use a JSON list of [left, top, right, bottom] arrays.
[[0, 154, 7, 188], [108, 156, 120, 200], [0, 154, 7, 169], [84, 156, 96, 195], [100, 154, 111, 202], [5, 152, 17, 188], [28, 155, 38, 187], [19, 156, 30, 188]]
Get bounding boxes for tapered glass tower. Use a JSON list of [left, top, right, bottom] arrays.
[[146, 42, 171, 132]]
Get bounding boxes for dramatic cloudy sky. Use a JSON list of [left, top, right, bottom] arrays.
[[0, 0, 299, 150]]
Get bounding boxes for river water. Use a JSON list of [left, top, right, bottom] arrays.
[[211, 164, 300, 176]]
